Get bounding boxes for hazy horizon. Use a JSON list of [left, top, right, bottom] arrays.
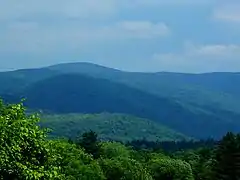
[[0, 0, 240, 73], [2, 61, 240, 74]]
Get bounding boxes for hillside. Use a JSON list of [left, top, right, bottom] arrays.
[[0, 68, 61, 94], [2, 73, 240, 139], [40, 113, 190, 142], [2, 62, 240, 114], [1, 62, 240, 139], [49, 63, 240, 113]]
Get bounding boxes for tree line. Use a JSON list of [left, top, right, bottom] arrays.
[[0, 100, 240, 179]]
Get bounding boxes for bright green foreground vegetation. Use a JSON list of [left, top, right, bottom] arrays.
[[1, 100, 240, 179], [40, 113, 190, 142]]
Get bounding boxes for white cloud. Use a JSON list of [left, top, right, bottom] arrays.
[[0, 0, 117, 20], [0, 0, 236, 73], [107, 21, 170, 39], [213, 2, 240, 23], [130, 0, 217, 6], [185, 43, 240, 57], [0, 0, 173, 54], [152, 43, 240, 72], [0, 20, 169, 53], [0, 0, 219, 21]]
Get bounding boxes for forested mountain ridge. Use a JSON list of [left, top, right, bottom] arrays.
[[49, 63, 240, 113], [2, 72, 240, 139], [1, 62, 240, 139], [2, 62, 240, 113], [0, 68, 61, 94], [40, 113, 190, 142]]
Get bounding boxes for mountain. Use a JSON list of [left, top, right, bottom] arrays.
[[49, 62, 122, 77], [1, 72, 240, 139], [2, 62, 240, 114], [0, 68, 61, 94], [49, 63, 240, 113], [40, 113, 190, 142], [1, 62, 240, 139]]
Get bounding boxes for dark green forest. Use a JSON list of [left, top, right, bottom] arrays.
[[39, 113, 190, 142], [1, 100, 240, 180]]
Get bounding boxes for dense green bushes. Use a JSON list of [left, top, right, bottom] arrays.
[[1, 100, 240, 179], [0, 100, 63, 179]]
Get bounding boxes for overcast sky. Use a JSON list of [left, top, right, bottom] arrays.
[[0, 0, 240, 72]]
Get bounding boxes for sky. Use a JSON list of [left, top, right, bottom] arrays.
[[0, 0, 240, 73]]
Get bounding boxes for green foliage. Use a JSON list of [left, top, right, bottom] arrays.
[[2, 99, 240, 180], [40, 113, 189, 142], [213, 132, 240, 180], [99, 142, 131, 159], [98, 142, 151, 180], [50, 140, 105, 180], [77, 130, 100, 159], [99, 157, 153, 180], [174, 149, 214, 180], [0, 100, 63, 179], [148, 156, 194, 180]]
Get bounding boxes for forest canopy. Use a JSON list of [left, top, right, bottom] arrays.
[[0, 100, 239, 180]]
